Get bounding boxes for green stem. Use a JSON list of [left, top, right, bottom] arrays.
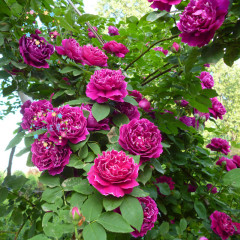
[[143, 63, 170, 82], [124, 34, 179, 71], [75, 226, 79, 240], [14, 222, 25, 240]]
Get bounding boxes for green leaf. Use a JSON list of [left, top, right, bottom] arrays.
[[159, 221, 169, 236], [26, 152, 34, 167], [25, 129, 47, 138], [43, 222, 63, 239], [11, 208, 23, 225], [151, 159, 165, 174], [0, 187, 8, 203], [77, 14, 100, 23], [73, 179, 93, 195], [69, 135, 89, 152], [137, 165, 153, 185], [15, 147, 31, 157], [79, 144, 89, 159], [83, 222, 107, 240], [223, 168, 240, 188], [180, 218, 187, 233], [39, 171, 60, 188], [120, 196, 143, 231], [158, 203, 167, 215], [81, 194, 103, 221], [42, 187, 63, 203], [146, 11, 168, 22], [194, 201, 207, 219], [88, 143, 101, 155], [103, 196, 123, 211], [123, 96, 138, 106], [29, 234, 50, 240], [112, 114, 129, 127], [52, 90, 65, 99], [62, 177, 82, 191], [64, 97, 91, 106], [92, 103, 110, 122], [67, 154, 84, 169], [185, 48, 199, 73], [97, 212, 134, 233], [201, 43, 224, 64], [69, 193, 87, 209], [5, 131, 24, 150], [130, 187, 150, 197], [11, 61, 27, 69], [156, 183, 171, 195], [3, 175, 28, 190]]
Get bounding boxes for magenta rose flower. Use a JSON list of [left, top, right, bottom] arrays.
[[131, 196, 158, 237], [188, 184, 197, 192], [209, 97, 226, 120], [108, 26, 119, 36], [103, 41, 129, 58], [175, 99, 189, 107], [20, 100, 32, 115], [31, 133, 72, 175], [194, 109, 210, 121], [216, 157, 237, 171], [179, 116, 198, 128], [129, 90, 143, 103], [199, 237, 208, 240], [46, 105, 89, 146], [210, 211, 235, 240], [139, 98, 151, 112], [21, 100, 53, 131], [55, 39, 82, 63], [148, 0, 182, 12], [19, 33, 54, 68], [87, 150, 139, 197], [80, 104, 110, 131], [153, 46, 168, 56], [177, 0, 230, 47], [171, 42, 180, 52], [206, 138, 230, 155], [233, 155, 240, 168], [86, 69, 128, 103], [119, 118, 163, 160], [81, 45, 108, 67], [204, 63, 210, 67], [206, 184, 217, 194], [198, 71, 214, 89], [115, 102, 140, 121], [88, 26, 98, 39]]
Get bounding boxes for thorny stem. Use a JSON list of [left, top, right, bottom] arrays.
[[124, 34, 179, 71], [143, 63, 170, 82], [14, 222, 25, 240], [141, 64, 179, 86]]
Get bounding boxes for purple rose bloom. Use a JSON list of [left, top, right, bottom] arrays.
[[87, 26, 98, 39], [233, 155, 240, 168], [204, 63, 210, 67], [209, 97, 226, 120], [81, 45, 108, 67], [108, 26, 120, 36], [119, 118, 163, 160], [194, 109, 210, 121], [21, 100, 53, 131], [46, 105, 89, 146], [55, 39, 82, 63], [115, 102, 140, 121], [148, 0, 182, 12], [31, 133, 72, 175], [153, 46, 169, 56], [87, 150, 139, 197], [188, 184, 197, 192], [139, 98, 151, 112], [206, 184, 218, 194], [129, 90, 143, 103], [80, 104, 110, 131], [175, 98, 189, 107], [86, 69, 128, 103], [20, 100, 32, 115], [177, 0, 230, 47], [19, 33, 54, 68], [179, 116, 199, 128], [198, 71, 214, 89], [216, 157, 237, 171], [103, 41, 129, 58], [210, 211, 235, 240], [131, 197, 158, 237], [206, 138, 230, 155]]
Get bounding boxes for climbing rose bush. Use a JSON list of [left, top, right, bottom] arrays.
[[87, 150, 139, 197]]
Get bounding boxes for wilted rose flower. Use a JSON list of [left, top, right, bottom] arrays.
[[148, 0, 182, 12], [87, 150, 139, 197], [81, 45, 108, 67], [46, 105, 89, 146], [119, 118, 163, 160], [188, 184, 197, 192], [206, 138, 230, 155], [129, 90, 143, 103], [31, 133, 72, 175], [233, 155, 240, 168], [115, 102, 140, 120], [179, 116, 199, 128], [177, 0, 230, 47], [21, 100, 53, 131], [209, 97, 226, 120], [20, 100, 32, 115], [108, 26, 119, 36], [206, 184, 218, 194], [139, 98, 151, 112], [153, 46, 168, 56], [86, 69, 128, 103], [216, 157, 237, 171], [49, 30, 60, 39], [88, 26, 98, 39], [19, 33, 54, 68], [131, 196, 158, 237], [103, 41, 129, 58], [55, 39, 82, 63], [210, 211, 235, 240], [80, 104, 110, 131], [198, 71, 214, 89], [171, 42, 180, 52]]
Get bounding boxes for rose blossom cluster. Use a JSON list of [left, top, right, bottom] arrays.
[[216, 155, 240, 172], [148, 0, 182, 12], [56, 39, 108, 67]]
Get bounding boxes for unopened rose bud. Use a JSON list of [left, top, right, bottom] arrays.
[[171, 42, 180, 53], [71, 207, 81, 221], [139, 98, 151, 111]]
